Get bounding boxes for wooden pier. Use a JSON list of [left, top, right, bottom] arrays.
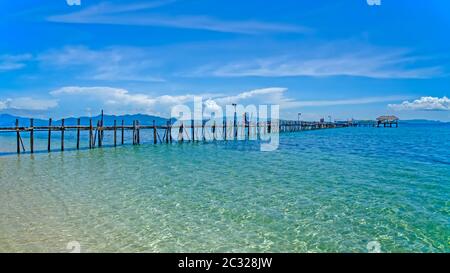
[[0, 114, 390, 154]]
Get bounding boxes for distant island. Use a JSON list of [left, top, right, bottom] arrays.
[[0, 113, 448, 127]]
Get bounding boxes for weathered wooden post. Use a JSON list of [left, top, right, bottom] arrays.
[[76, 118, 80, 150], [15, 119, 20, 154], [256, 121, 259, 140], [48, 118, 52, 152], [61, 118, 65, 151], [179, 122, 184, 142], [30, 118, 34, 154], [132, 120, 136, 145], [223, 120, 226, 141], [89, 119, 93, 149], [97, 119, 102, 147], [153, 120, 157, 144], [137, 120, 140, 144], [113, 120, 117, 147], [242, 113, 246, 140], [201, 120, 205, 141], [166, 121, 170, 144], [191, 119, 195, 142], [121, 120, 124, 145]]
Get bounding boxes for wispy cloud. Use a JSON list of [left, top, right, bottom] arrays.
[[194, 49, 443, 79], [389, 96, 450, 111], [39, 46, 165, 82], [47, 1, 310, 34], [0, 54, 33, 72]]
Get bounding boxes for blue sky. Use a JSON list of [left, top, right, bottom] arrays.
[[0, 0, 449, 120]]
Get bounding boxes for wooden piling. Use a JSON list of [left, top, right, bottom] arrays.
[[47, 118, 52, 152], [114, 120, 117, 147], [97, 119, 102, 147], [179, 122, 184, 142], [61, 118, 65, 151], [132, 120, 136, 145], [89, 119, 93, 149], [121, 120, 124, 145], [201, 120, 205, 141], [153, 120, 157, 144], [76, 118, 80, 150], [15, 119, 20, 154], [223, 120, 226, 141], [30, 118, 34, 154], [191, 119, 195, 142], [137, 120, 140, 144], [166, 121, 170, 144], [242, 114, 246, 140]]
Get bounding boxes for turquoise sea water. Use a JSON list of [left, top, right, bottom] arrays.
[[0, 124, 449, 252]]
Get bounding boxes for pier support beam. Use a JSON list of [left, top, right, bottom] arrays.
[[61, 119, 65, 151], [16, 119, 20, 154], [76, 118, 80, 150], [48, 118, 52, 152], [114, 120, 117, 147], [30, 118, 34, 154]]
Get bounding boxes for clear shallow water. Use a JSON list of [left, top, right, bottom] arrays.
[[0, 125, 449, 252]]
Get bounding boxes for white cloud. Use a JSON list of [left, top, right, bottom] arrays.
[[39, 46, 164, 82], [47, 1, 310, 34], [0, 54, 33, 72], [49, 86, 410, 117], [50, 86, 199, 116], [191, 47, 443, 79], [389, 96, 450, 111], [0, 97, 58, 111]]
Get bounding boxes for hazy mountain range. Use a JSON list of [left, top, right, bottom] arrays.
[[0, 114, 175, 127]]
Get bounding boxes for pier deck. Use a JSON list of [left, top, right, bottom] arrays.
[[0, 117, 382, 154]]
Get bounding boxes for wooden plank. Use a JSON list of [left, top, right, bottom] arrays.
[[76, 118, 80, 150], [48, 118, 52, 152], [30, 118, 34, 154]]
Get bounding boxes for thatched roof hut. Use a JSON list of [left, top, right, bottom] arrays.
[[376, 115, 399, 122]]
